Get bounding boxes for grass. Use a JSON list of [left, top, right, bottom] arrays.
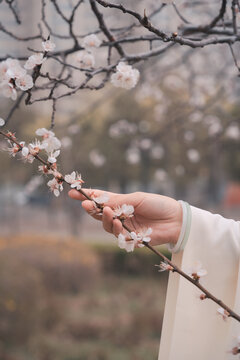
[[0, 235, 168, 360]]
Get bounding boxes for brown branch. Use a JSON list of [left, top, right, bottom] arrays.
[[0, 129, 239, 325], [232, 0, 238, 35], [89, 0, 125, 57], [0, 21, 41, 41], [5, 0, 21, 24], [4, 91, 25, 126], [121, 224, 240, 323]]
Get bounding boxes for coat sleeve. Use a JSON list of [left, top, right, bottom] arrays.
[[158, 206, 240, 360]]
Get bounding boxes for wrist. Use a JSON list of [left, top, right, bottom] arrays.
[[167, 201, 191, 253]]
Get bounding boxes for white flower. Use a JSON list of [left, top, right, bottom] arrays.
[[29, 139, 44, 150], [82, 34, 101, 49], [0, 118, 5, 127], [217, 307, 230, 321], [6, 65, 26, 80], [6, 58, 20, 68], [157, 261, 174, 272], [117, 233, 135, 252], [118, 233, 126, 249], [36, 128, 54, 138], [24, 53, 46, 70], [43, 136, 61, 153], [64, 171, 84, 190], [28, 139, 46, 156], [23, 153, 35, 163], [15, 74, 33, 91], [130, 231, 143, 247], [125, 240, 135, 252], [21, 146, 29, 157], [131, 228, 152, 247], [113, 204, 134, 218], [0, 61, 10, 81], [187, 260, 207, 280], [42, 40, 56, 52], [47, 177, 63, 197], [7, 143, 21, 157], [1, 82, 17, 100], [139, 228, 152, 242], [111, 62, 140, 90], [47, 150, 60, 163], [38, 165, 51, 175], [92, 192, 109, 204], [36, 128, 61, 153], [76, 51, 95, 68]]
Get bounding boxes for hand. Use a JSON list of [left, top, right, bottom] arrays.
[[68, 189, 182, 246]]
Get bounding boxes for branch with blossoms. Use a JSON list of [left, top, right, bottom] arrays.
[[1, 0, 240, 127], [0, 126, 240, 345], [0, 1, 240, 356]]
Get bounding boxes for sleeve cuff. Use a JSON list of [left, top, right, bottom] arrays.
[[167, 200, 192, 253]]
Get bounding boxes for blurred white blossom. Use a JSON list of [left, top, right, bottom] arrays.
[[175, 165, 185, 176], [82, 34, 101, 49], [89, 149, 106, 167], [76, 51, 95, 68], [67, 124, 81, 135], [187, 149, 200, 163], [139, 138, 152, 150], [61, 136, 72, 149], [225, 125, 240, 140], [15, 74, 33, 91], [42, 40, 56, 52], [6, 65, 26, 80], [111, 62, 139, 90], [154, 168, 167, 182], [126, 147, 140, 164], [151, 145, 164, 160], [184, 130, 195, 142], [109, 119, 137, 138], [24, 53, 46, 70], [189, 111, 202, 123], [1, 82, 17, 100]]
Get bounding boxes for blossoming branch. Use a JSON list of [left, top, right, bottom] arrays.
[[0, 126, 240, 337]]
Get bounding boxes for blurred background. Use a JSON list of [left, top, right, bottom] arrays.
[[0, 1, 240, 359]]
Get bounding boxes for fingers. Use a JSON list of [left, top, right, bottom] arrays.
[[102, 206, 114, 233], [81, 200, 123, 235], [81, 200, 102, 221], [68, 188, 106, 201], [112, 218, 123, 237], [68, 188, 137, 237], [68, 188, 140, 209]]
